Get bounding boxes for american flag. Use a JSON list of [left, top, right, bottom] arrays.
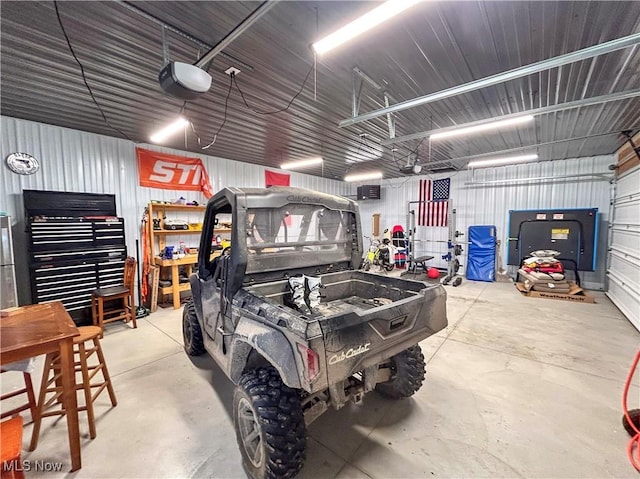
[[418, 178, 450, 226]]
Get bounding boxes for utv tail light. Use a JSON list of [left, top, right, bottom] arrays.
[[297, 344, 320, 382]]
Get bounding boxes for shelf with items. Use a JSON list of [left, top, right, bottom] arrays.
[[147, 202, 205, 265], [146, 202, 232, 309], [152, 227, 231, 236], [147, 202, 205, 309], [153, 255, 199, 267]]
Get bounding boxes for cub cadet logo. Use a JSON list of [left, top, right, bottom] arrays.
[[149, 160, 205, 186], [328, 343, 371, 365], [286, 195, 324, 204]]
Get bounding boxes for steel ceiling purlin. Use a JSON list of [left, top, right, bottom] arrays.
[[383, 89, 640, 146], [420, 126, 640, 169], [339, 32, 640, 128], [2, 1, 639, 180]]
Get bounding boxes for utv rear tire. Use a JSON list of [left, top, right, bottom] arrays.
[[233, 367, 306, 479], [376, 345, 426, 399], [182, 300, 205, 356]]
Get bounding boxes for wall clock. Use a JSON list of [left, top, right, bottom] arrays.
[[6, 152, 40, 175]]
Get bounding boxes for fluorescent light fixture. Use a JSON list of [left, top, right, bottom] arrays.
[[431, 115, 535, 141], [467, 154, 539, 169], [344, 171, 383, 182], [312, 0, 422, 55], [150, 117, 189, 143], [280, 157, 323, 170]]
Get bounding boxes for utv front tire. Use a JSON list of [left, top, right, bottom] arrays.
[[182, 300, 205, 355], [376, 345, 426, 399], [233, 367, 306, 479]]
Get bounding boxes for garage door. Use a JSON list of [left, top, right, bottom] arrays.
[[607, 165, 640, 331]]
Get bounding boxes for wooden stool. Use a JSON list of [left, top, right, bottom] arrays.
[[1, 416, 25, 479], [30, 326, 117, 450], [0, 371, 37, 423]]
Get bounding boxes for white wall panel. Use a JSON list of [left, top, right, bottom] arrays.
[[357, 156, 613, 289], [0, 116, 349, 304], [607, 165, 640, 330]]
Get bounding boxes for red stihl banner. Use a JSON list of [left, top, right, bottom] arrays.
[[265, 170, 290, 187], [137, 148, 213, 198]]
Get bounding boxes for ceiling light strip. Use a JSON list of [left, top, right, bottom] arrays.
[[382, 89, 640, 146], [340, 33, 640, 127], [412, 125, 640, 169], [430, 115, 534, 141], [344, 171, 383, 182], [467, 154, 539, 169], [313, 0, 422, 55], [280, 157, 323, 170], [150, 117, 188, 143]]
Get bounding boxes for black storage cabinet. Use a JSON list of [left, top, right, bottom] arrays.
[[24, 190, 127, 325]]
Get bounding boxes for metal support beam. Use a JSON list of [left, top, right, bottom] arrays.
[[353, 67, 384, 94], [384, 94, 396, 139], [118, 1, 254, 71], [352, 71, 364, 117], [382, 89, 640, 146], [161, 26, 170, 66], [194, 1, 279, 68], [464, 173, 612, 187], [339, 33, 640, 128], [420, 126, 640, 169], [352, 67, 399, 139]]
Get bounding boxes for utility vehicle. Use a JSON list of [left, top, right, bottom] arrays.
[[183, 187, 447, 479]]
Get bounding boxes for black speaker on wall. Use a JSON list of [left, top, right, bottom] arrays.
[[357, 185, 381, 200]]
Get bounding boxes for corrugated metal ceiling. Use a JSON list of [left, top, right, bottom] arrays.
[[1, 1, 639, 179]]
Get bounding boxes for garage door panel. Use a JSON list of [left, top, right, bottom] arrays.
[[611, 203, 640, 224], [608, 253, 639, 286], [610, 229, 640, 252], [607, 282, 639, 330], [608, 166, 640, 331]]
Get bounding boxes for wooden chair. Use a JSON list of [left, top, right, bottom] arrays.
[[0, 370, 37, 423], [30, 326, 117, 450], [91, 256, 137, 333], [1, 416, 25, 479]]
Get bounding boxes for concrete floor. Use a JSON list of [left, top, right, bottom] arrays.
[[2, 280, 639, 478]]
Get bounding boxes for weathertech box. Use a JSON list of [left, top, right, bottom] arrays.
[[515, 282, 596, 303]]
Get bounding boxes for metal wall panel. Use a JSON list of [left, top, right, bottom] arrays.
[[0, 116, 350, 305], [607, 166, 640, 330], [356, 155, 613, 289]]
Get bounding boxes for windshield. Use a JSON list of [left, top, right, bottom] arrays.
[[245, 204, 354, 274]]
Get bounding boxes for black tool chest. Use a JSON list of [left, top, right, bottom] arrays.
[[24, 190, 127, 324]]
